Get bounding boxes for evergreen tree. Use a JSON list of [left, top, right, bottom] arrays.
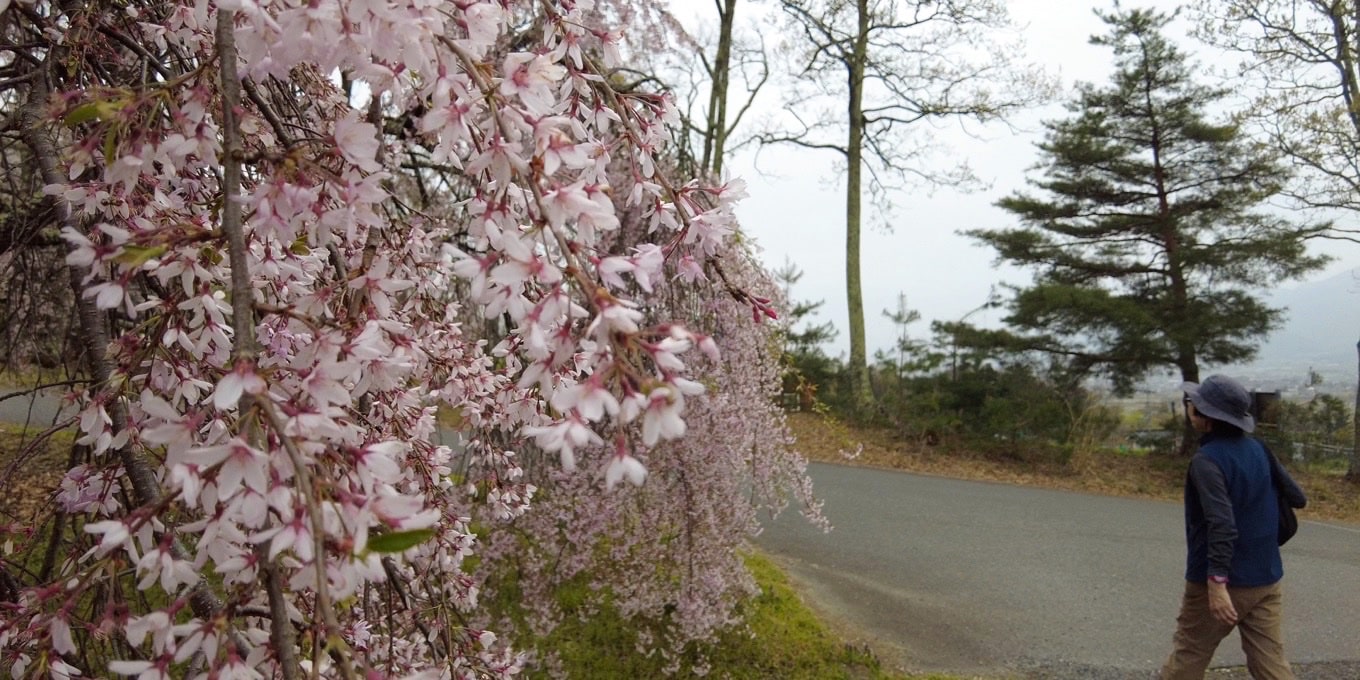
[[773, 259, 841, 409], [965, 6, 1329, 395]]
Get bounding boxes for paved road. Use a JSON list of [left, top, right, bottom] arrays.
[[0, 387, 75, 429], [757, 462, 1360, 678]]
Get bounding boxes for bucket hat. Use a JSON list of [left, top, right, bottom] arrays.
[[1180, 374, 1255, 433]]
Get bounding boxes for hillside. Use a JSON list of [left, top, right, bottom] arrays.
[[1235, 266, 1360, 387]]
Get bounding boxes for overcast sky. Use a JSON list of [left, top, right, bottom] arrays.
[[694, 0, 1360, 357]]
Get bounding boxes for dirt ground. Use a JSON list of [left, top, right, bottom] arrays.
[[0, 426, 74, 531], [784, 410, 1360, 525]]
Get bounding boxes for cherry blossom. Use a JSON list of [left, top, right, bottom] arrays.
[[332, 112, 383, 173], [1, 1, 823, 678], [640, 385, 690, 446], [500, 53, 568, 116], [135, 547, 201, 592], [212, 362, 267, 411], [603, 452, 648, 490]]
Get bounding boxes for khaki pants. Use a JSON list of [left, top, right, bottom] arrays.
[[1161, 581, 1295, 680]]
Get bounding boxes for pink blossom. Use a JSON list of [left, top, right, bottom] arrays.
[[597, 255, 634, 289], [256, 508, 313, 562], [108, 659, 170, 680], [603, 453, 647, 490], [124, 611, 174, 652], [135, 547, 200, 593], [182, 438, 269, 500], [592, 300, 643, 335], [86, 281, 127, 310], [347, 257, 414, 316], [500, 52, 565, 115], [57, 464, 117, 514], [549, 378, 619, 422], [697, 334, 722, 362], [60, 226, 98, 268], [630, 244, 665, 292], [650, 336, 692, 372], [460, 3, 504, 54], [15, 2, 824, 675], [641, 386, 687, 446], [50, 616, 77, 655], [332, 112, 382, 172], [677, 255, 707, 283], [49, 659, 83, 680], [464, 132, 528, 187], [84, 519, 133, 558], [523, 416, 602, 455], [212, 361, 267, 410], [373, 491, 440, 531], [599, 30, 624, 69], [355, 441, 404, 491], [534, 118, 590, 175], [138, 390, 198, 460]]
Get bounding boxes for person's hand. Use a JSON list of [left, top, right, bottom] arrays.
[[1207, 581, 1238, 626]]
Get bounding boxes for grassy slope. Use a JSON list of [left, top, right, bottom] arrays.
[[524, 552, 928, 679], [0, 423, 957, 679]]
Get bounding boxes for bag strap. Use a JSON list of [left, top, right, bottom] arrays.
[[1257, 437, 1307, 509]]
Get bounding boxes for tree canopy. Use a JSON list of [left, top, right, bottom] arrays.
[[0, 1, 820, 678], [965, 6, 1330, 394], [1196, 0, 1360, 228]]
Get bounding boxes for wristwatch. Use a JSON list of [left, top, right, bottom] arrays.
[[1208, 575, 1229, 585]]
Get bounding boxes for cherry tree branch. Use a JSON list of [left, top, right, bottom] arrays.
[[19, 21, 230, 635], [215, 10, 303, 680]]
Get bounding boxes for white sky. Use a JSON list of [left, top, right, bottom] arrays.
[[680, 0, 1360, 357]]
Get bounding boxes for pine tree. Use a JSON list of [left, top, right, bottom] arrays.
[[966, 6, 1329, 396], [773, 259, 841, 409]]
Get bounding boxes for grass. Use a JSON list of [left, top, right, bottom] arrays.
[[492, 551, 954, 679], [702, 553, 906, 680]]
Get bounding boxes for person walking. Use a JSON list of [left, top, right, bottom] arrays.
[[1161, 374, 1308, 679]]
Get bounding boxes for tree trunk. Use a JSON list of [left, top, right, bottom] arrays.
[[845, 0, 870, 408], [1350, 339, 1360, 482], [702, 0, 737, 177], [1178, 363, 1200, 457]]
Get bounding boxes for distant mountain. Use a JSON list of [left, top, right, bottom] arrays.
[[1239, 266, 1360, 380]]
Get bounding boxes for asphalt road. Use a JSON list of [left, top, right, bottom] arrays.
[[0, 387, 74, 425], [756, 462, 1360, 678]]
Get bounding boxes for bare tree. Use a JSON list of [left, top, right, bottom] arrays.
[[1197, 0, 1360, 226], [765, 0, 1049, 406], [672, 0, 770, 179], [1196, 0, 1360, 479]]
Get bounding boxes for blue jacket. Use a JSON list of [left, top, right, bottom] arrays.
[[1183, 434, 1305, 587]]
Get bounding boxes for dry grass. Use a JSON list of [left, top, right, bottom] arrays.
[[786, 411, 1360, 525], [0, 424, 73, 528]]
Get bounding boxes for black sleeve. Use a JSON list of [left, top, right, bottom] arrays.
[[1262, 442, 1308, 509], [1189, 454, 1236, 579]]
